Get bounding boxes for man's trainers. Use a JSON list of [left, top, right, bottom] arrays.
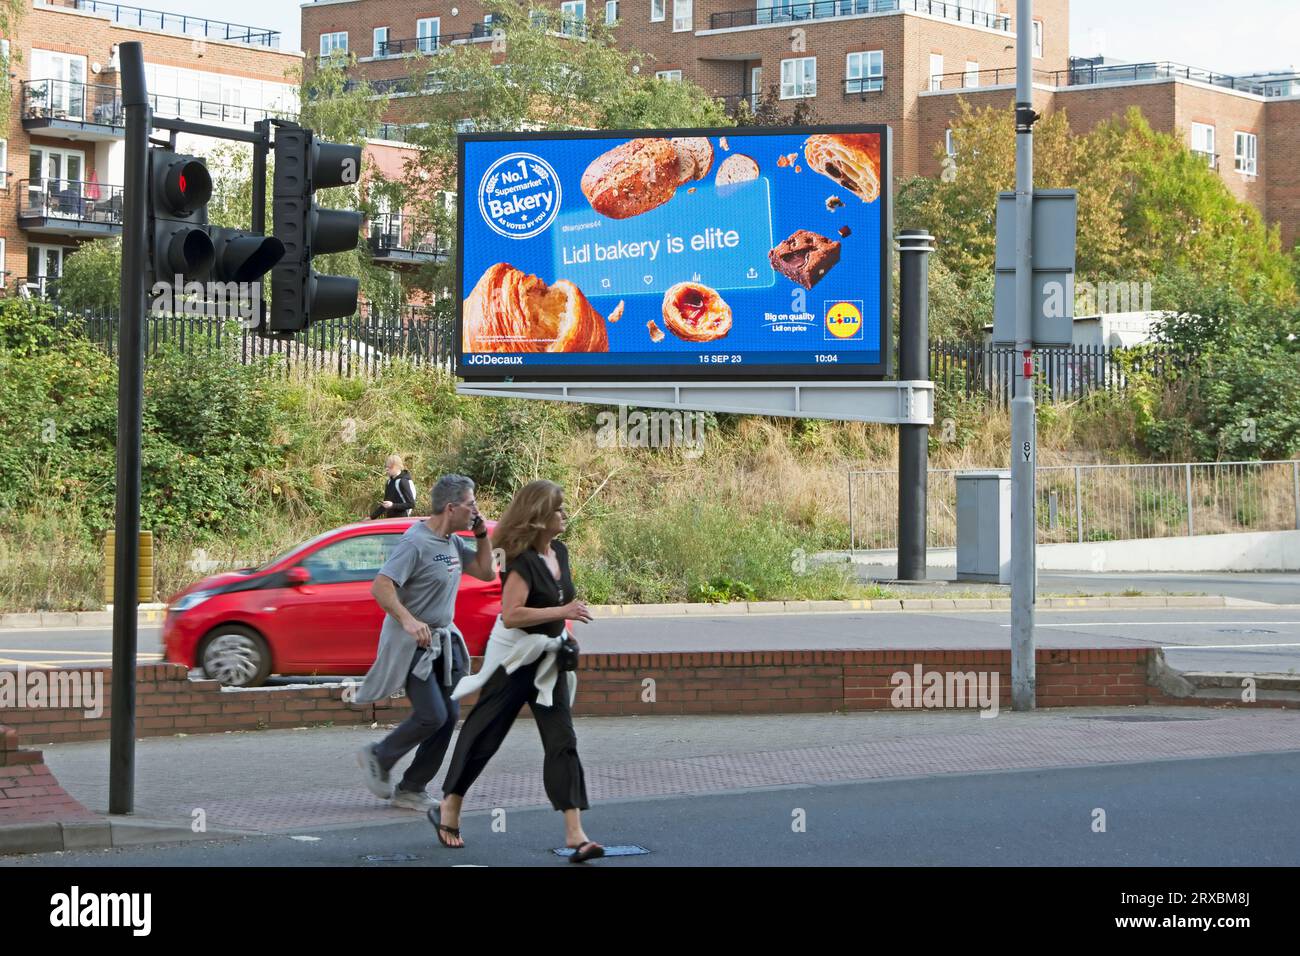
[[391, 787, 437, 811], [356, 745, 393, 800]]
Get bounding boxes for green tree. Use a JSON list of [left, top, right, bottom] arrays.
[[57, 238, 122, 312], [0, 0, 25, 130]]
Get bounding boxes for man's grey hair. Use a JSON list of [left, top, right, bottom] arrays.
[[431, 474, 475, 514]]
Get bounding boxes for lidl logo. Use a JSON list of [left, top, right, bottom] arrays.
[[824, 300, 864, 341]]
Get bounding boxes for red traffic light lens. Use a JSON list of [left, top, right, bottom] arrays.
[[179, 173, 187, 195]]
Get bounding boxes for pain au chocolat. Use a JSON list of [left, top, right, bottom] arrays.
[[463, 263, 608, 353], [803, 134, 881, 203]]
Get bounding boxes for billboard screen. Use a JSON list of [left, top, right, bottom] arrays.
[[457, 124, 891, 381]]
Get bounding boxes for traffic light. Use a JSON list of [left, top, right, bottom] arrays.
[[146, 148, 284, 310], [269, 125, 364, 334], [148, 149, 215, 285]]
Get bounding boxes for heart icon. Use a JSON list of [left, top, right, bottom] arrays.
[[642, 275, 653, 285]]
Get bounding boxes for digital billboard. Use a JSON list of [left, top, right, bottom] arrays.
[[457, 125, 891, 381]]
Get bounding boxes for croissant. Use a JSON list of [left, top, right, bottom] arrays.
[[803, 134, 881, 203], [662, 281, 732, 342], [463, 263, 608, 353]]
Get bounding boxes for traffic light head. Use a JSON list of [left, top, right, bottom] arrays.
[[269, 125, 364, 334], [149, 150, 215, 281]]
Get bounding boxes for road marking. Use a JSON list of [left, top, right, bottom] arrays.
[[1160, 642, 1300, 651], [0, 648, 116, 655], [1000, 621, 1300, 628]]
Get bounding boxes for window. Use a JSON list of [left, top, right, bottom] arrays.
[[846, 51, 883, 93], [928, 53, 944, 92], [673, 0, 692, 31], [31, 50, 88, 119], [417, 18, 439, 53], [561, 1, 587, 27], [964, 60, 979, 88], [319, 32, 348, 58], [651, 0, 665, 22], [373, 27, 389, 57], [1234, 131, 1258, 175], [300, 536, 399, 585], [656, 69, 682, 82], [606, 1, 619, 24], [1032, 21, 1043, 59], [945, 129, 956, 157], [780, 57, 816, 99], [1191, 122, 1216, 167]]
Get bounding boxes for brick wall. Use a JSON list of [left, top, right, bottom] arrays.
[[1264, 98, 1300, 248], [0, 724, 96, 826], [0, 649, 1282, 746]]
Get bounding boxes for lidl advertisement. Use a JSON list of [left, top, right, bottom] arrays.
[[457, 125, 890, 380]]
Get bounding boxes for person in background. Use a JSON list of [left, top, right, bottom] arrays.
[[370, 455, 417, 520], [432, 479, 603, 862]]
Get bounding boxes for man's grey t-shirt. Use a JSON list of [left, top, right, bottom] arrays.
[[377, 521, 475, 670]]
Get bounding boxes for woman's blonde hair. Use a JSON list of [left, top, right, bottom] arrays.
[[492, 480, 564, 563], [386, 454, 404, 469]]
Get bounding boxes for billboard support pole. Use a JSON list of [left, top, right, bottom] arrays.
[[896, 229, 934, 581], [1011, 0, 1038, 711]]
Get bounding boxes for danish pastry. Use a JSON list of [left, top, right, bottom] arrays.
[[581, 137, 713, 219], [803, 134, 881, 203], [661, 281, 732, 342], [463, 263, 608, 353]]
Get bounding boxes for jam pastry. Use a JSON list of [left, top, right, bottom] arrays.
[[803, 134, 881, 203], [661, 281, 732, 342], [463, 263, 608, 353], [768, 230, 841, 290]]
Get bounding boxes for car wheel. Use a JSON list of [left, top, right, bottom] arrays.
[[200, 626, 272, 688]]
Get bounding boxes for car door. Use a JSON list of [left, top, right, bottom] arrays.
[[273, 532, 398, 671]]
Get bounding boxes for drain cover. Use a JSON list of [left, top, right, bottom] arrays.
[[362, 853, 420, 863], [1215, 628, 1278, 635], [553, 844, 650, 858]]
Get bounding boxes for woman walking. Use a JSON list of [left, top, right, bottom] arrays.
[[369, 454, 418, 520], [432, 480, 603, 862]]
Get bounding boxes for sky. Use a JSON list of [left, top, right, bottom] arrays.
[[142, 0, 1297, 75]]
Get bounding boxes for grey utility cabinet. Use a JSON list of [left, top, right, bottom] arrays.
[[956, 470, 1011, 583]]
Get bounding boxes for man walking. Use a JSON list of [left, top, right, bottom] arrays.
[[354, 474, 495, 810]]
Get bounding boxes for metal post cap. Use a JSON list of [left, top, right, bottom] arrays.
[[895, 230, 936, 252]]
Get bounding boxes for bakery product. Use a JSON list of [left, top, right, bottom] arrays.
[[671, 137, 714, 183], [768, 230, 841, 290], [715, 153, 759, 186], [463, 263, 608, 353], [661, 281, 732, 342], [803, 134, 881, 203], [581, 139, 682, 219]]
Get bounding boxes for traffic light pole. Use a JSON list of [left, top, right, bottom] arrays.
[[110, 40, 149, 816]]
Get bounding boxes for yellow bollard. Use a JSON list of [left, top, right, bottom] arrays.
[[103, 530, 155, 605]]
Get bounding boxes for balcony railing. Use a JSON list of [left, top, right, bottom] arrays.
[[21, 79, 123, 126], [719, 92, 763, 114], [925, 66, 1056, 91], [368, 213, 448, 261], [374, 23, 495, 56], [710, 0, 1010, 31], [146, 92, 294, 126], [19, 178, 126, 226], [1049, 60, 1300, 97], [844, 75, 885, 95], [48, 0, 280, 48], [16, 276, 61, 300]]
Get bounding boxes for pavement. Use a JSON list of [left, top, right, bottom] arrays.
[[3, 706, 1299, 865]]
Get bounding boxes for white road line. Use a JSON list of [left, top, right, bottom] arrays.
[[0, 648, 115, 655], [1160, 643, 1300, 651], [1000, 621, 1300, 628]]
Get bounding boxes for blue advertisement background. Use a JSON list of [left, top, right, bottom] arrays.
[[460, 129, 886, 372]]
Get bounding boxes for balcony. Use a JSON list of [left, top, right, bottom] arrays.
[[719, 92, 763, 115], [44, 0, 280, 48], [925, 66, 1056, 92], [372, 23, 495, 57], [146, 91, 293, 126], [17, 178, 125, 238], [371, 123, 424, 144], [844, 75, 885, 96], [21, 80, 125, 141], [368, 214, 447, 265], [1049, 60, 1300, 97], [709, 0, 1010, 31]]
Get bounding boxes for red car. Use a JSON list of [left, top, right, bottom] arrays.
[[162, 518, 501, 688]]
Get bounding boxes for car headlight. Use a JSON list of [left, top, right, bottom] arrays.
[[170, 589, 217, 613]]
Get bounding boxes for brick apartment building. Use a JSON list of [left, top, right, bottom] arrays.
[[0, 0, 302, 297], [299, 0, 1300, 248]]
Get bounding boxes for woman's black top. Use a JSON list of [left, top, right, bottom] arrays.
[[502, 541, 573, 637]]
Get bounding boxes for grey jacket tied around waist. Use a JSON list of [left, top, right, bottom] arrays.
[[355, 621, 468, 703]]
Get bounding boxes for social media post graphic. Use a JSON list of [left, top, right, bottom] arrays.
[[457, 126, 891, 380]]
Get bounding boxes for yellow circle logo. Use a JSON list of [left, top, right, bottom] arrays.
[[826, 302, 863, 339]]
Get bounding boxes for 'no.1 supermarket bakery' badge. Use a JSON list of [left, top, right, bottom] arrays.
[[478, 151, 562, 240]]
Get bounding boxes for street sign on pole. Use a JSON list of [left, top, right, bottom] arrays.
[[992, 188, 1077, 347]]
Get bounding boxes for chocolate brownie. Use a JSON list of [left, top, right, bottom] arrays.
[[768, 229, 841, 289]]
